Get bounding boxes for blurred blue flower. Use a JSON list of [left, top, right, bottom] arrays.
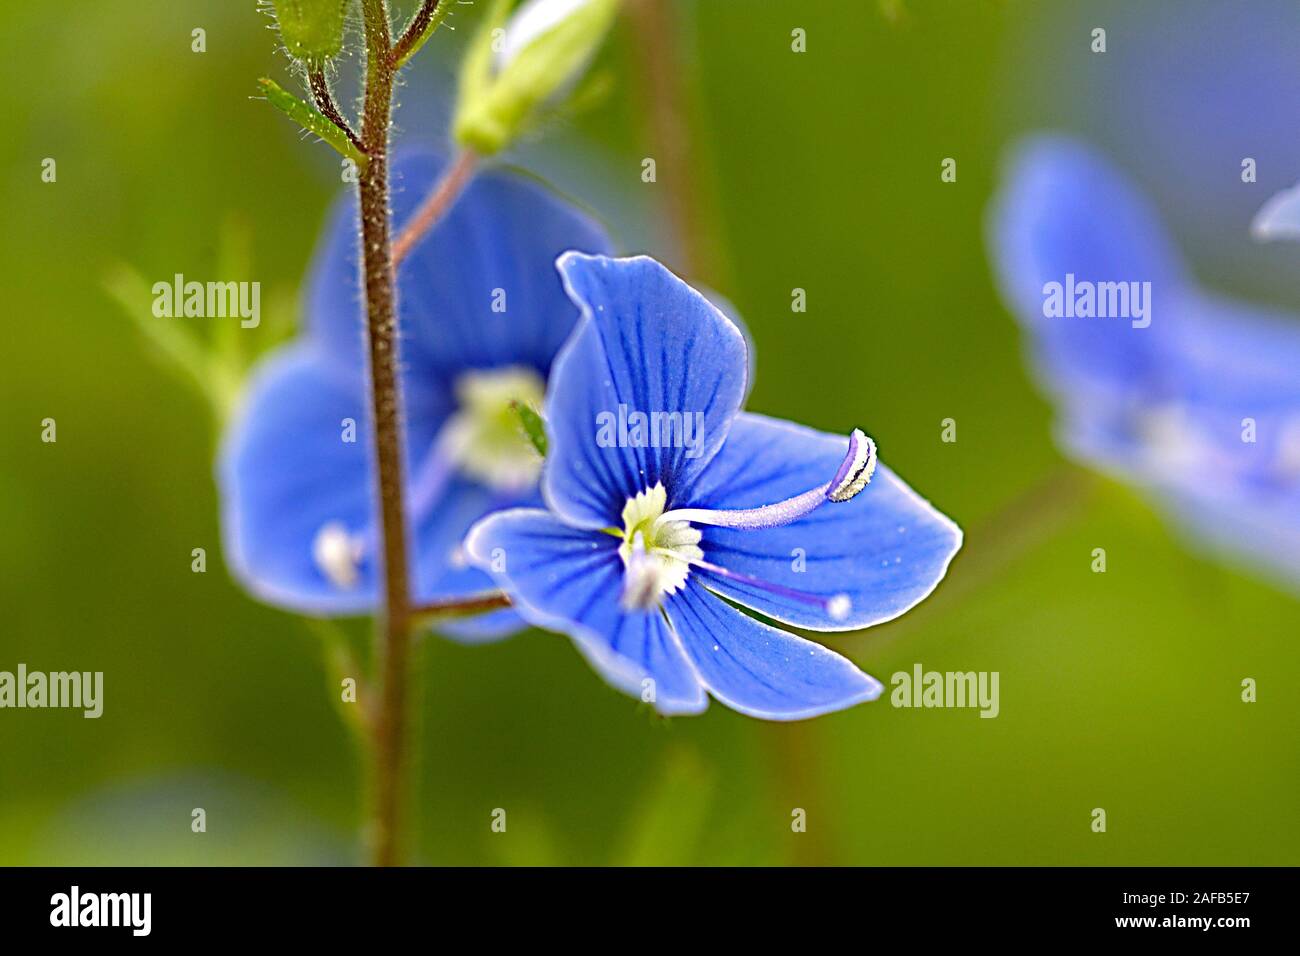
[[218, 152, 611, 639], [990, 134, 1300, 586], [1252, 182, 1300, 241], [466, 254, 962, 718]]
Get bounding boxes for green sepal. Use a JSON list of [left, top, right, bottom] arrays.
[[272, 0, 349, 67], [510, 399, 549, 458]]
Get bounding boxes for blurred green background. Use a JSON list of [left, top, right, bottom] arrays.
[[1, 0, 1296, 865]]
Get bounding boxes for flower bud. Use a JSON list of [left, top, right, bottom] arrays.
[[273, 0, 349, 67], [454, 0, 619, 155]]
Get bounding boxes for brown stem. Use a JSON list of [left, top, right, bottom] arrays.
[[391, 149, 479, 268], [392, 0, 443, 68], [357, 0, 414, 869], [308, 67, 364, 154], [411, 591, 511, 623]]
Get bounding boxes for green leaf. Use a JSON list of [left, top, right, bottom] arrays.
[[510, 399, 548, 457], [257, 77, 368, 170]]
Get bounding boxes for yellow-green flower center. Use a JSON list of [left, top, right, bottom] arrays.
[[617, 483, 702, 610], [442, 365, 546, 492]]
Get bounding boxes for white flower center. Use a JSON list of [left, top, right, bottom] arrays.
[[440, 365, 546, 492], [311, 367, 545, 589], [617, 483, 702, 610]]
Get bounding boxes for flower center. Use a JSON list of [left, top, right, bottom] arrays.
[[441, 365, 546, 492], [310, 366, 546, 590], [613, 429, 876, 616], [617, 483, 702, 610]]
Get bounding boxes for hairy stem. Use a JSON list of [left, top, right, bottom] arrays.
[[308, 67, 364, 153], [392, 149, 479, 267], [358, 0, 413, 868], [392, 0, 446, 68]]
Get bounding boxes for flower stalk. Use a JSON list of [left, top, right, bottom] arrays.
[[357, 0, 414, 868], [392, 149, 479, 267], [251, 0, 619, 866]]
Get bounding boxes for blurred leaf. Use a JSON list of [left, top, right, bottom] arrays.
[[615, 747, 715, 866], [103, 264, 236, 423]]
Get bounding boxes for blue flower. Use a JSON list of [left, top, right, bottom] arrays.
[[990, 134, 1300, 586], [218, 152, 612, 638], [465, 254, 962, 718], [1252, 182, 1300, 241]]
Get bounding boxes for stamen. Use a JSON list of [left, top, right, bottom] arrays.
[[620, 532, 663, 610], [684, 554, 852, 622], [617, 484, 701, 609], [659, 428, 876, 530]]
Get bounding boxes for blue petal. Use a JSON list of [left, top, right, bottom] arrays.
[[1251, 181, 1300, 241], [306, 152, 613, 385], [542, 253, 750, 527], [411, 476, 535, 642], [1158, 483, 1300, 591], [1166, 290, 1300, 411], [666, 583, 882, 720], [219, 344, 528, 632], [697, 284, 758, 403], [1067, 409, 1300, 590], [1058, 287, 1300, 589], [687, 413, 962, 630], [464, 509, 708, 714], [218, 345, 392, 612], [988, 134, 1187, 402]]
